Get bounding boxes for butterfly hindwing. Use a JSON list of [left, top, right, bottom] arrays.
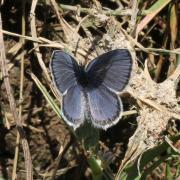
[[86, 49, 132, 92], [87, 85, 122, 130], [62, 85, 85, 129], [50, 50, 80, 94]]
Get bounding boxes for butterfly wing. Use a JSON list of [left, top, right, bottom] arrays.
[[87, 85, 122, 130], [50, 51, 84, 129], [50, 50, 80, 94], [86, 49, 132, 92], [62, 85, 85, 129]]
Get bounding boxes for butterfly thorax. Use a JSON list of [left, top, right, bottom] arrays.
[[78, 66, 89, 87]]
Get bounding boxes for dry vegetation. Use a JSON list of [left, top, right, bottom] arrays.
[[0, 0, 180, 180]]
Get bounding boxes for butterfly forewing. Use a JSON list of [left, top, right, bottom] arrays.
[[87, 85, 122, 130], [50, 51, 80, 94], [86, 49, 132, 92]]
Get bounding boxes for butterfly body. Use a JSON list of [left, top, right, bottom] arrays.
[[77, 66, 89, 87], [50, 49, 132, 130]]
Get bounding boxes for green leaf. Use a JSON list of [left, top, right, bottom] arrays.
[[87, 155, 103, 180], [0, 177, 6, 180], [76, 122, 99, 150], [76, 122, 101, 180], [176, 54, 180, 66], [165, 163, 173, 180], [118, 134, 180, 180]]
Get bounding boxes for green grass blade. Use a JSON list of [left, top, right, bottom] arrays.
[[31, 73, 61, 119], [142, 0, 172, 15]]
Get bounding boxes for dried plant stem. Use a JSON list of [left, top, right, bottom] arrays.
[[0, 12, 33, 180], [12, 132, 20, 180], [30, 0, 51, 82], [136, 47, 180, 55], [59, 4, 132, 16], [122, 110, 137, 116], [51, 145, 64, 180], [3, 29, 180, 56], [128, 90, 180, 120], [154, 35, 168, 82], [12, 1, 26, 179], [30, 0, 61, 101], [51, 135, 72, 179], [2, 29, 41, 42], [50, 0, 80, 44]]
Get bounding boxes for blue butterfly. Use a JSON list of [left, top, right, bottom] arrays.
[[50, 49, 132, 130]]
